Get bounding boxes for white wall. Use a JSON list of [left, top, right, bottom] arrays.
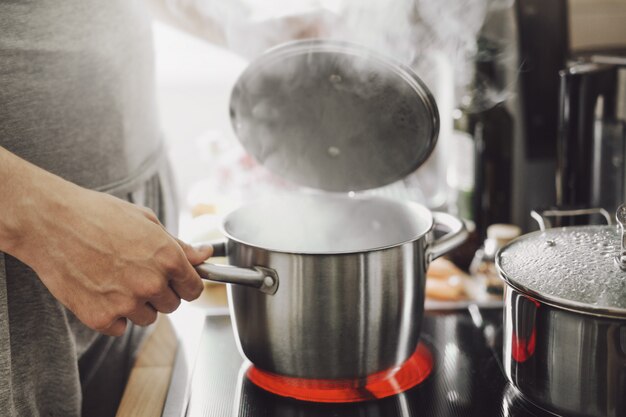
[[153, 22, 247, 209], [569, 0, 626, 50]]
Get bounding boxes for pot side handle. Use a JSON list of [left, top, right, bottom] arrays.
[[193, 240, 279, 295], [195, 263, 279, 295], [426, 212, 468, 263]]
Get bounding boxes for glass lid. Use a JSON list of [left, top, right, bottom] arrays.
[[229, 40, 439, 192], [497, 222, 626, 318]]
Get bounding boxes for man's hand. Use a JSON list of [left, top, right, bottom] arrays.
[[0, 147, 210, 336]]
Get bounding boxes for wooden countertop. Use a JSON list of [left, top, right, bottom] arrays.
[[115, 282, 228, 417]]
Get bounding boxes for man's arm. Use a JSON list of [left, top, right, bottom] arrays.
[[0, 146, 211, 336]]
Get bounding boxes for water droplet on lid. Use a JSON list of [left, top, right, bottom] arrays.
[[498, 225, 625, 311]]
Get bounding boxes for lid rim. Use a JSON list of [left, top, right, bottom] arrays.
[[497, 267, 626, 319]]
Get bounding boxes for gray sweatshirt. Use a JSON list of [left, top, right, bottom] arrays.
[[0, 1, 174, 416]]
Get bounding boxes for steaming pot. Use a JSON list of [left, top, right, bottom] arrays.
[[496, 208, 626, 417], [191, 40, 468, 380], [197, 194, 464, 379]]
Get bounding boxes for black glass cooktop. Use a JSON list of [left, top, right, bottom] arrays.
[[163, 308, 556, 417]]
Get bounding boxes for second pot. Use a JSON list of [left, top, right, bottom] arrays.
[[497, 208, 626, 417]]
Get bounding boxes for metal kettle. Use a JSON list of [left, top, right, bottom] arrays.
[[557, 56, 626, 221]]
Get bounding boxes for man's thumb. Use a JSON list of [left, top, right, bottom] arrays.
[[176, 239, 214, 265]]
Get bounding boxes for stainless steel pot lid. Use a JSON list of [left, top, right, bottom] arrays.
[[229, 40, 439, 192], [496, 225, 626, 319]]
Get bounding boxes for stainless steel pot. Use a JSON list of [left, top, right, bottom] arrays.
[[196, 194, 466, 379], [497, 208, 626, 417], [191, 40, 463, 380]]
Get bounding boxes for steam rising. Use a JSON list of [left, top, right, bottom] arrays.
[[166, 0, 513, 105], [166, 0, 514, 248], [223, 194, 432, 253]]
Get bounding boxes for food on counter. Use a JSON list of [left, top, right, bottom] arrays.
[[470, 224, 521, 296], [426, 258, 469, 301], [426, 275, 467, 301], [427, 257, 467, 280], [191, 203, 217, 218]]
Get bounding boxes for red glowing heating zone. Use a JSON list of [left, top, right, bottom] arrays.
[[246, 342, 434, 403]]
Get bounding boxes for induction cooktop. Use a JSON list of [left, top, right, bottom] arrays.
[[162, 307, 556, 417]]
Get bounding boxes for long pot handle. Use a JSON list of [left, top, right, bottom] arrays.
[[193, 240, 279, 295], [426, 212, 468, 263]]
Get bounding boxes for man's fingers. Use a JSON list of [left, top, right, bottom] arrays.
[[127, 304, 158, 327], [101, 317, 128, 337], [149, 287, 181, 314], [170, 260, 204, 301], [175, 238, 213, 265]]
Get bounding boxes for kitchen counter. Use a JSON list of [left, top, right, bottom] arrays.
[[115, 283, 229, 417], [113, 267, 500, 416], [112, 282, 555, 417]]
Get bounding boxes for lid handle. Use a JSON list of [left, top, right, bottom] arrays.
[[530, 207, 612, 231], [614, 204, 626, 271]]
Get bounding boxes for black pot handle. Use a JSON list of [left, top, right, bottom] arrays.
[[204, 239, 227, 258]]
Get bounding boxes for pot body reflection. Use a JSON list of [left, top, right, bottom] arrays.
[[503, 287, 626, 417], [228, 239, 426, 380]]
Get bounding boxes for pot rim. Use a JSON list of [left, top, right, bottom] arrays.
[[220, 196, 435, 256], [496, 228, 626, 320]]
